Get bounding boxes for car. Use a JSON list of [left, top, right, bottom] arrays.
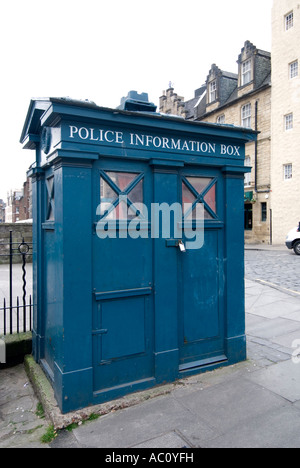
[[286, 223, 300, 255]]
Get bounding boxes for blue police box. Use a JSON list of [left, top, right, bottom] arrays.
[[21, 92, 255, 413]]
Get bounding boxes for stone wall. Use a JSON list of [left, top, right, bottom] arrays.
[[0, 223, 32, 264]]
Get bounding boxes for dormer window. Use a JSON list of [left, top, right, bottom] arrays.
[[209, 80, 217, 103], [242, 59, 252, 86]]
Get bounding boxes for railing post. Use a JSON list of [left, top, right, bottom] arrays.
[[9, 230, 13, 334], [18, 238, 30, 333], [3, 298, 6, 336], [17, 296, 19, 334]]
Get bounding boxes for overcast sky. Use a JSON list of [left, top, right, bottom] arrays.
[[0, 0, 273, 202]]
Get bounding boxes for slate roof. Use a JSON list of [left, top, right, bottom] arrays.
[[184, 42, 271, 121]]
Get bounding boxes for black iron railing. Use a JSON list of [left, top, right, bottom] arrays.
[[0, 231, 33, 335]]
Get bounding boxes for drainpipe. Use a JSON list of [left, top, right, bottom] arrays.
[[254, 101, 258, 193]]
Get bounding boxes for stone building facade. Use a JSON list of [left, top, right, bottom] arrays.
[[159, 86, 186, 117], [5, 190, 23, 223], [160, 41, 272, 244], [0, 200, 5, 223], [5, 177, 32, 223], [271, 0, 300, 244], [196, 42, 272, 244]]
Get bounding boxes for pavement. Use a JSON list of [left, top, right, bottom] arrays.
[[1, 244, 300, 448]]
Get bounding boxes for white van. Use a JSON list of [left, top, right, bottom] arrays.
[[286, 224, 300, 255]]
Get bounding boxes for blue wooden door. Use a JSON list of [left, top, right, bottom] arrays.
[[92, 159, 154, 395], [92, 160, 225, 394], [153, 165, 225, 372], [179, 167, 225, 370]]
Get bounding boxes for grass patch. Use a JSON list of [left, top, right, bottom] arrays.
[[35, 402, 45, 419], [65, 422, 78, 432], [40, 412, 101, 443], [87, 413, 100, 422], [65, 412, 100, 431], [41, 425, 57, 444]]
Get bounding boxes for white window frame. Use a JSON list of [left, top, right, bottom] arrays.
[[242, 59, 252, 86], [289, 60, 298, 79], [285, 11, 294, 30], [241, 103, 251, 128], [209, 81, 217, 103], [283, 164, 293, 180], [285, 113, 293, 131]]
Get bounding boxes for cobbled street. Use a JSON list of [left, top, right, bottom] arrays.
[[245, 247, 300, 294]]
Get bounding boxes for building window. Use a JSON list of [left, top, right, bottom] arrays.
[[284, 164, 293, 180], [242, 59, 252, 86], [289, 60, 298, 79], [244, 156, 251, 187], [209, 81, 217, 103], [261, 202, 267, 222], [285, 113, 293, 131], [242, 103, 251, 128], [285, 11, 293, 30], [217, 114, 225, 124]]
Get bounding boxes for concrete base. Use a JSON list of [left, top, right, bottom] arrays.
[[0, 332, 32, 369]]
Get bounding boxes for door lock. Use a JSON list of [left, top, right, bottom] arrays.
[[165, 239, 186, 251], [178, 240, 186, 252]]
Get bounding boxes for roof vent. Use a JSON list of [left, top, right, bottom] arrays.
[[117, 90, 157, 113]]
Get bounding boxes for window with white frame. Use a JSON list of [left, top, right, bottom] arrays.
[[241, 103, 251, 128], [284, 164, 292, 180], [285, 113, 293, 131], [285, 11, 293, 30], [209, 81, 217, 103], [242, 59, 252, 86], [289, 60, 298, 79], [217, 114, 225, 124]]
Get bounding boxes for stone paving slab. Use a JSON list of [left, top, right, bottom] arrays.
[[201, 405, 300, 448], [133, 431, 191, 448], [1, 260, 300, 448], [0, 364, 48, 448], [248, 359, 300, 403]]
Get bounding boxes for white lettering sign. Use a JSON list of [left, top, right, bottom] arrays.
[[68, 125, 241, 157]]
